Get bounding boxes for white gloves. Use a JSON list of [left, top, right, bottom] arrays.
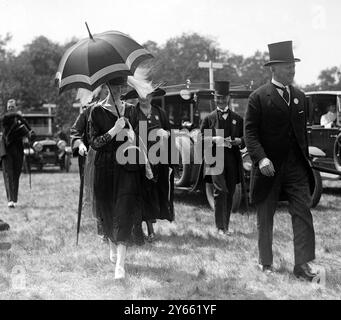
[[156, 128, 170, 139], [108, 117, 126, 138], [259, 158, 275, 177], [78, 143, 88, 156]]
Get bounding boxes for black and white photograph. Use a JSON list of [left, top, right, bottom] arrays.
[[0, 0, 340, 303]]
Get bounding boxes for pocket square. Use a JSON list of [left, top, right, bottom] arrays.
[[298, 110, 304, 114]]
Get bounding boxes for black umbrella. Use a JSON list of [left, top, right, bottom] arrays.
[[56, 23, 153, 94], [56, 24, 153, 244]]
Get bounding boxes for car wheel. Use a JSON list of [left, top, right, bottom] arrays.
[[65, 154, 71, 172], [173, 136, 192, 187], [333, 133, 341, 172], [205, 182, 242, 212], [174, 153, 192, 187], [22, 155, 29, 174], [311, 169, 322, 208]]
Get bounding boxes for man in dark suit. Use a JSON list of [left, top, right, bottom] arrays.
[[244, 41, 317, 281], [200, 81, 244, 236], [70, 87, 106, 241], [1, 99, 32, 208]]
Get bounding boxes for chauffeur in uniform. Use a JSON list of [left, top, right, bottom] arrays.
[[200, 81, 244, 236], [244, 41, 317, 281]]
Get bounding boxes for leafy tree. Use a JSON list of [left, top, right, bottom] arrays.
[[303, 66, 341, 92], [145, 33, 223, 86], [143, 34, 270, 90]]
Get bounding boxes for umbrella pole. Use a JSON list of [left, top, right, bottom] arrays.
[[107, 83, 121, 118], [76, 155, 86, 245]]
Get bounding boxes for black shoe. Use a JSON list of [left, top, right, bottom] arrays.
[[293, 263, 317, 282], [258, 264, 274, 274], [145, 233, 156, 242], [0, 220, 10, 232]]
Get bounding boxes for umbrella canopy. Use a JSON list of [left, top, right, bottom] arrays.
[[56, 30, 153, 93]]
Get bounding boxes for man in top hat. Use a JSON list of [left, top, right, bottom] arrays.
[[244, 41, 317, 281], [200, 81, 245, 236]]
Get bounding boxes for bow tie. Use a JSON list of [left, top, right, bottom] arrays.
[[217, 107, 229, 115]]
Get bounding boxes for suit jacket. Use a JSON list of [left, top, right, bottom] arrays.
[[199, 109, 244, 189], [244, 82, 315, 204]]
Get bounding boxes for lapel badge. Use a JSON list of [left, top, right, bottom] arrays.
[[155, 115, 159, 121], [294, 98, 299, 105], [232, 119, 237, 125]]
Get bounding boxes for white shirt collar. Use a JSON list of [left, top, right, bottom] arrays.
[[271, 78, 288, 90]]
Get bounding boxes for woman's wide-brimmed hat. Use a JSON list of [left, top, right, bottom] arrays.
[[121, 87, 166, 100], [264, 40, 300, 66]]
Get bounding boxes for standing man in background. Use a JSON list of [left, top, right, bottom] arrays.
[[70, 86, 107, 238], [200, 81, 244, 236], [1, 99, 32, 208], [244, 41, 317, 281]]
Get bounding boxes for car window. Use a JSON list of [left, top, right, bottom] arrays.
[[310, 95, 337, 126], [25, 117, 51, 136]]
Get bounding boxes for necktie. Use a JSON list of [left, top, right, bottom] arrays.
[[273, 84, 289, 104]]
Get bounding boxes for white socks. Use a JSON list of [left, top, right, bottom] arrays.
[[114, 244, 127, 279]]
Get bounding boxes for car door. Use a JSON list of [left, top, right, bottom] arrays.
[[307, 93, 340, 171]]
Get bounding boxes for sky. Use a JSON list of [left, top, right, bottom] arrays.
[[0, 0, 340, 86]]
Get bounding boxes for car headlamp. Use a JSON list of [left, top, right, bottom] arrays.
[[33, 141, 43, 152], [57, 140, 66, 151]]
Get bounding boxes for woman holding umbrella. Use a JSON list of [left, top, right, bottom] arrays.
[[89, 77, 146, 279], [56, 25, 155, 279]]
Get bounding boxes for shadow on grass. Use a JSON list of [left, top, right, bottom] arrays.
[[156, 233, 231, 250], [174, 190, 209, 208], [126, 263, 270, 300], [322, 187, 341, 196]]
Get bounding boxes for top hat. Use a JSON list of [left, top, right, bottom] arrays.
[[7, 99, 16, 108], [264, 40, 300, 66], [121, 87, 166, 100], [213, 81, 230, 96]]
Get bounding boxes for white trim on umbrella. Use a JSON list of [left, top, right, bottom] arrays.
[[60, 63, 129, 87], [126, 49, 152, 69], [59, 49, 152, 88]]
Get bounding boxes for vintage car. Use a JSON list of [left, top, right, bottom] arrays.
[[305, 91, 341, 175], [149, 82, 323, 211], [22, 113, 72, 172], [149, 82, 251, 211]]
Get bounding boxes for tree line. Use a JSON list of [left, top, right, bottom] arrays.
[[0, 32, 340, 130]]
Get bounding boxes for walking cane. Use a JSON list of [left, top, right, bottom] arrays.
[[76, 154, 86, 245], [27, 136, 32, 189]]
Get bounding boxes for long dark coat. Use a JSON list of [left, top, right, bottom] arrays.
[[244, 82, 315, 204], [199, 109, 245, 190], [129, 104, 174, 222], [89, 104, 145, 245]]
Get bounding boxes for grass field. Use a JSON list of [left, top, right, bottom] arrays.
[[0, 162, 341, 300]]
